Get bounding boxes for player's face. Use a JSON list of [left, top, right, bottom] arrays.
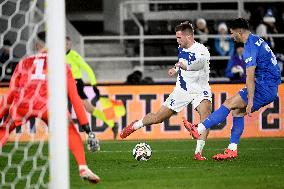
[[230, 28, 242, 43], [66, 40, 72, 51], [176, 31, 191, 48]]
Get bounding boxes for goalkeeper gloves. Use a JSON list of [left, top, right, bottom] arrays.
[[81, 124, 91, 134], [87, 132, 100, 152]]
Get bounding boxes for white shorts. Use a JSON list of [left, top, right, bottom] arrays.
[[163, 87, 212, 112]]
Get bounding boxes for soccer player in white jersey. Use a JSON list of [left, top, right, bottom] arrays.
[[120, 21, 212, 160]]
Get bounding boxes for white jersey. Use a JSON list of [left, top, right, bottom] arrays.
[[176, 41, 210, 94]]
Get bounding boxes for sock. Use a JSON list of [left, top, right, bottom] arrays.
[[68, 123, 86, 166], [228, 143, 238, 151], [195, 140, 205, 154], [79, 165, 88, 170], [229, 116, 244, 144], [202, 105, 230, 129], [197, 123, 206, 135], [133, 119, 144, 130]]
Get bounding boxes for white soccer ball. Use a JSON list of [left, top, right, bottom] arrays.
[[132, 142, 152, 161]]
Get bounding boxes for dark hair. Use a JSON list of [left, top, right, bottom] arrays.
[[175, 21, 194, 34], [229, 18, 250, 30], [235, 42, 244, 48], [37, 31, 46, 42], [66, 36, 71, 41]]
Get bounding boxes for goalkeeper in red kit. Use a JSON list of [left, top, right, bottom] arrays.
[[0, 32, 100, 184]]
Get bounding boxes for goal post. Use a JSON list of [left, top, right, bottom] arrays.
[[46, 0, 69, 189]]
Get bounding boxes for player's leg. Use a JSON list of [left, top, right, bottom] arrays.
[[120, 105, 175, 139], [213, 108, 245, 160], [184, 92, 247, 139], [229, 108, 246, 151], [193, 99, 212, 160], [40, 110, 100, 183], [120, 88, 188, 139], [67, 121, 101, 183]]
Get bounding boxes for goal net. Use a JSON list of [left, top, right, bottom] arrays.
[[0, 0, 68, 188]]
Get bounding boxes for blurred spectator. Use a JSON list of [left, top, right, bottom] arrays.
[[195, 18, 210, 49], [125, 69, 154, 84], [225, 43, 246, 82], [0, 39, 11, 64], [141, 76, 154, 84], [276, 53, 284, 77], [256, 8, 278, 50], [214, 23, 235, 56], [210, 23, 234, 77], [126, 70, 143, 84]]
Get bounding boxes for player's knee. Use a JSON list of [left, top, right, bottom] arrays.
[[232, 108, 246, 117], [223, 98, 234, 109], [232, 111, 241, 117], [200, 111, 211, 122]]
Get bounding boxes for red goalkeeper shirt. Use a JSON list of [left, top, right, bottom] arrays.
[[0, 51, 88, 125]]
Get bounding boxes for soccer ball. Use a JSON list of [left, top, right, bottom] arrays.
[[132, 142, 152, 161]]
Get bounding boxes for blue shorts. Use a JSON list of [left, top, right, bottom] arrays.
[[239, 84, 278, 112]]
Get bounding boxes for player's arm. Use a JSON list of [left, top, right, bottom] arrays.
[[66, 65, 89, 126], [74, 51, 100, 101], [246, 66, 255, 116], [244, 43, 258, 116], [0, 61, 22, 118], [175, 53, 209, 71]]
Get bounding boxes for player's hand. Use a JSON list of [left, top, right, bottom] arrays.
[[175, 62, 187, 70], [168, 68, 177, 77], [246, 102, 253, 117]]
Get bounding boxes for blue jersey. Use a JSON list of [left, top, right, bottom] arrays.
[[243, 33, 281, 87]]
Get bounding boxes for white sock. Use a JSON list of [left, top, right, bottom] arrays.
[[228, 143, 238, 151], [133, 119, 144, 130], [195, 140, 205, 154], [79, 165, 88, 170], [197, 123, 206, 135]]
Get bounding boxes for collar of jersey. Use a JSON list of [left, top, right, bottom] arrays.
[[181, 41, 197, 52]]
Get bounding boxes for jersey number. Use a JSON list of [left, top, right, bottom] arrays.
[[31, 59, 46, 80]]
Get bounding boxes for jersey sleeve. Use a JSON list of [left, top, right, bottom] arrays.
[[66, 65, 89, 125], [243, 42, 258, 68], [0, 61, 22, 118], [185, 48, 210, 71], [73, 51, 97, 85]]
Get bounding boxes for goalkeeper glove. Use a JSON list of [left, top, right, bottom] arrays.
[[81, 124, 91, 134], [87, 132, 100, 152]]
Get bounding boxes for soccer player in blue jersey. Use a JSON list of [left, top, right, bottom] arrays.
[[183, 18, 281, 160]]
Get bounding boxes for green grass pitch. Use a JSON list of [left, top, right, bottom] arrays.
[[73, 138, 284, 189], [1, 138, 284, 189]]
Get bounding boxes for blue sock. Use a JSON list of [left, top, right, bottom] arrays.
[[203, 105, 230, 129], [230, 117, 244, 144]]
